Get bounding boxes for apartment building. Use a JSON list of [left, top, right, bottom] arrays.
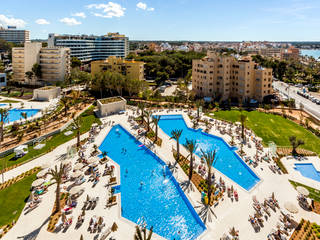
[[48, 32, 129, 62], [281, 46, 300, 61], [0, 26, 30, 44], [12, 42, 70, 84], [91, 56, 145, 81], [260, 48, 283, 59], [192, 52, 273, 102]]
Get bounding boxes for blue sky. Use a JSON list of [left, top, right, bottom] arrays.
[[1, 0, 320, 41]]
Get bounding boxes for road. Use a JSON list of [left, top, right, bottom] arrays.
[[273, 81, 320, 120]]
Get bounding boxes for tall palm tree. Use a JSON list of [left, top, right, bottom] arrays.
[[0, 108, 9, 142], [184, 138, 197, 181], [152, 115, 161, 142], [20, 112, 27, 122], [48, 163, 65, 213], [170, 129, 183, 161], [60, 96, 69, 117], [196, 100, 202, 118], [239, 113, 247, 141], [201, 149, 217, 206], [134, 225, 153, 240], [144, 110, 151, 132], [71, 113, 82, 148], [138, 103, 145, 124], [289, 136, 304, 155]]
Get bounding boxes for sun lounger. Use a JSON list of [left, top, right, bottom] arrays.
[[106, 196, 117, 208]]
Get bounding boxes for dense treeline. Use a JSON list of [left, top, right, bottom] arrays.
[[252, 55, 320, 85], [127, 50, 206, 85]]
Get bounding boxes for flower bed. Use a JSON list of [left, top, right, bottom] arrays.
[[47, 192, 69, 232], [290, 219, 320, 240]]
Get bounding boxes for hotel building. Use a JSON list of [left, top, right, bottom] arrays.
[[0, 26, 30, 44], [12, 42, 70, 84], [91, 56, 145, 81], [48, 32, 129, 62], [192, 51, 273, 102]]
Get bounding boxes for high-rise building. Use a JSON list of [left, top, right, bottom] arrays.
[[91, 56, 145, 81], [12, 42, 70, 84], [192, 51, 273, 102], [48, 32, 129, 62], [0, 26, 30, 44]]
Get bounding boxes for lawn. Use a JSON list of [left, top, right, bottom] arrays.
[[289, 180, 320, 202], [0, 99, 20, 103], [209, 110, 320, 155], [0, 173, 37, 226], [0, 106, 101, 169]]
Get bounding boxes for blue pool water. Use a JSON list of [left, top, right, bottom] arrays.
[[157, 115, 260, 191], [0, 104, 6, 107], [7, 109, 40, 123], [294, 163, 320, 182], [99, 125, 206, 240]]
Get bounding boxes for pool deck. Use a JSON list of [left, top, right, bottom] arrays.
[[1, 108, 320, 240]]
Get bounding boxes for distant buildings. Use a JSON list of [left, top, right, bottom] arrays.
[[12, 42, 70, 84], [281, 46, 300, 61], [192, 51, 273, 102], [48, 32, 129, 62], [0, 26, 30, 44], [0, 73, 6, 88], [91, 56, 145, 81]]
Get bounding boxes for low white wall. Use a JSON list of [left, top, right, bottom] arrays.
[[98, 97, 126, 117], [33, 87, 61, 101]]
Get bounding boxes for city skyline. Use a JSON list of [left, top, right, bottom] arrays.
[[1, 0, 320, 41]]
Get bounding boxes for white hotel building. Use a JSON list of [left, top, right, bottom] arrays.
[[48, 32, 129, 62]]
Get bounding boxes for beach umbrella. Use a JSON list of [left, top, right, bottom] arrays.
[[28, 192, 34, 202], [296, 186, 309, 196], [111, 222, 118, 232], [36, 169, 47, 178], [69, 186, 84, 195], [284, 202, 299, 214], [87, 157, 98, 164], [31, 179, 45, 187], [98, 217, 103, 225], [80, 235, 84, 240], [74, 163, 84, 171], [41, 163, 51, 169], [71, 171, 83, 179], [92, 123, 98, 127]]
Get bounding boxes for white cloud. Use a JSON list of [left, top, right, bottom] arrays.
[[86, 2, 126, 18], [35, 18, 50, 25], [72, 12, 86, 18], [0, 14, 26, 28], [59, 17, 82, 26], [136, 2, 154, 11]]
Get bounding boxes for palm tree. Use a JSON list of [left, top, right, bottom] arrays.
[[134, 225, 153, 240], [170, 129, 183, 161], [184, 138, 197, 181], [289, 136, 304, 155], [0, 108, 9, 142], [138, 103, 145, 124], [239, 113, 247, 141], [196, 100, 202, 118], [71, 113, 82, 148], [152, 116, 161, 142], [48, 163, 65, 213], [21, 112, 27, 122], [144, 110, 151, 132], [25, 71, 34, 84], [201, 149, 217, 206], [60, 96, 69, 117]]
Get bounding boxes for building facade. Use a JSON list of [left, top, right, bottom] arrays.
[[0, 73, 6, 88], [0, 26, 30, 44], [192, 52, 273, 102], [91, 56, 145, 81], [12, 42, 70, 84], [281, 46, 300, 61], [48, 32, 129, 62]]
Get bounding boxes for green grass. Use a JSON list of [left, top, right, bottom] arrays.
[[0, 106, 101, 170], [0, 173, 37, 226], [0, 99, 20, 103], [209, 110, 320, 155], [289, 180, 320, 202]]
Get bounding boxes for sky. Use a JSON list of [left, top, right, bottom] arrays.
[[1, 0, 320, 41]]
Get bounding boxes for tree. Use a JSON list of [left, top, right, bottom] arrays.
[[239, 113, 247, 141], [196, 100, 203, 118], [144, 110, 151, 132], [138, 103, 145, 124], [170, 129, 183, 161], [152, 115, 161, 142], [71, 57, 81, 68], [71, 113, 82, 148], [134, 225, 153, 240], [201, 149, 217, 206], [184, 139, 197, 182], [60, 96, 69, 117], [0, 60, 5, 73], [32, 63, 42, 81], [25, 71, 34, 83], [48, 163, 65, 213], [20, 112, 27, 122], [0, 109, 9, 142], [289, 136, 304, 155]]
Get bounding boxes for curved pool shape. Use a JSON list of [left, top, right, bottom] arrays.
[[157, 115, 260, 191], [7, 109, 40, 123], [294, 163, 320, 182], [99, 125, 206, 240]]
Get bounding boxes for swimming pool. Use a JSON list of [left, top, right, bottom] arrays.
[[7, 109, 40, 123], [99, 125, 206, 240], [294, 163, 320, 182], [0, 104, 6, 107], [157, 115, 260, 191]]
